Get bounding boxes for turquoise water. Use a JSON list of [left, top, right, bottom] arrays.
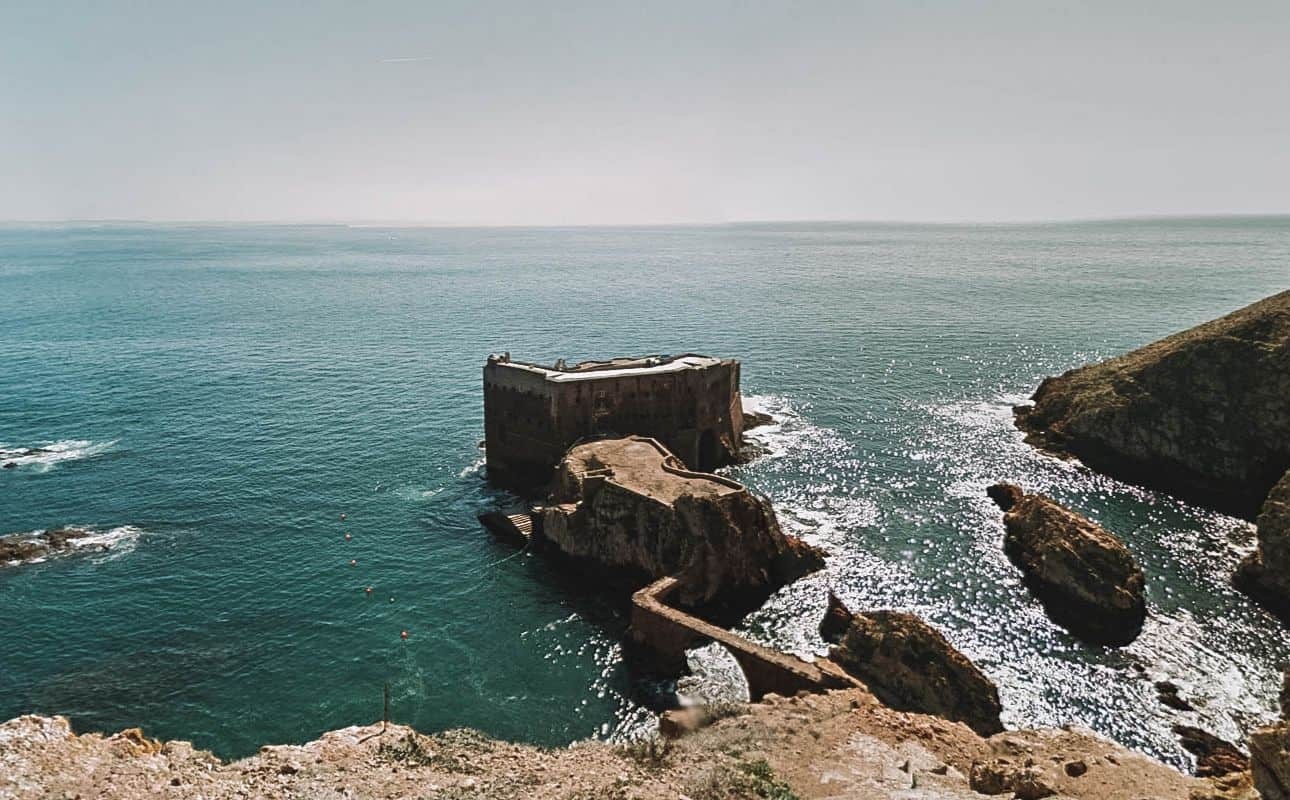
[[1, 219, 1287, 767]]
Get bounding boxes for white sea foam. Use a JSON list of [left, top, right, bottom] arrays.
[[0, 439, 117, 471]]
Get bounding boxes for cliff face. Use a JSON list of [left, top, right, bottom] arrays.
[[988, 483, 1147, 646], [1014, 290, 1290, 520], [1235, 469, 1290, 622], [536, 437, 823, 608]]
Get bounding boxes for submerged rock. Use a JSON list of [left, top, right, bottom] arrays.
[[823, 597, 1004, 737], [1155, 681, 1195, 712], [987, 483, 1146, 646], [1234, 469, 1290, 624], [1013, 290, 1290, 520], [536, 436, 824, 608]]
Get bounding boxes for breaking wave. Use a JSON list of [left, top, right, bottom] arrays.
[[0, 439, 117, 472]]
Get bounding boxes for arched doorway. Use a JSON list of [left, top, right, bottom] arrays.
[[697, 429, 719, 472]]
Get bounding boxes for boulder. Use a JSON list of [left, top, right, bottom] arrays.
[[1155, 680, 1195, 712], [536, 436, 823, 609], [988, 483, 1146, 646], [1013, 290, 1290, 520], [823, 598, 1004, 737], [1173, 725, 1249, 778], [1243, 672, 1290, 800], [1234, 469, 1290, 623], [818, 590, 853, 644]]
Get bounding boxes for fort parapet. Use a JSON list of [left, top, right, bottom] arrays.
[[483, 353, 745, 489]]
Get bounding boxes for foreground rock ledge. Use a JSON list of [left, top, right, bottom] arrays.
[[0, 688, 1220, 800], [536, 436, 824, 608], [988, 483, 1147, 646], [1013, 289, 1290, 520]]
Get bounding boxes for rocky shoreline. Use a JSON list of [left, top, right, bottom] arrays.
[[1012, 290, 1289, 623], [0, 685, 1237, 800]]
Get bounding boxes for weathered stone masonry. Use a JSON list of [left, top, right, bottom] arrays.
[[483, 353, 745, 488]]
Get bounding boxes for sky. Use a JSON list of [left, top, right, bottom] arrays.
[[3, 1, 1289, 225]]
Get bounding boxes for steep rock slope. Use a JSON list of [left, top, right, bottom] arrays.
[[1014, 290, 1290, 519], [536, 436, 823, 607], [1235, 468, 1290, 622]]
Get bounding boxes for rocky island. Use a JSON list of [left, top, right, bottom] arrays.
[[987, 483, 1147, 645]]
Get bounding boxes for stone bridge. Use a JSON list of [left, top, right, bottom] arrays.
[[628, 577, 861, 700]]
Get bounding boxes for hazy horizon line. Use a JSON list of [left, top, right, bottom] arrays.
[[3, 211, 1290, 231]]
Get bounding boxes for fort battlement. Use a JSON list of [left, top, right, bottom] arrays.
[[483, 353, 745, 489]]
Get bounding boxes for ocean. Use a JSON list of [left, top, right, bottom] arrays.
[[1, 218, 1287, 767]]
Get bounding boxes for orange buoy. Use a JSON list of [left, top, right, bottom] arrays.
[[400, 630, 409, 640]]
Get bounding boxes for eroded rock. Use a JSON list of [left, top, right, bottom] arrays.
[[1234, 468, 1290, 624], [988, 483, 1146, 646], [536, 436, 824, 608], [1248, 675, 1290, 800], [1013, 290, 1290, 520], [1249, 720, 1290, 800], [824, 597, 1004, 737], [1173, 725, 1249, 778]]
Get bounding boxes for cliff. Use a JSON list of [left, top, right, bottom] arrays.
[[536, 436, 823, 609], [0, 687, 1218, 800], [1014, 290, 1290, 519], [1235, 468, 1290, 622]]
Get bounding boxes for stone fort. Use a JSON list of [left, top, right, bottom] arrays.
[[482, 353, 745, 488]]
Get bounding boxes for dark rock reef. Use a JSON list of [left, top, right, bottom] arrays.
[[1013, 290, 1290, 520], [821, 595, 1004, 737], [0, 527, 91, 565], [535, 436, 824, 609], [1234, 468, 1290, 623], [987, 483, 1147, 646]]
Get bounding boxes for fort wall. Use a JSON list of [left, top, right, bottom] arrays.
[[483, 354, 745, 489]]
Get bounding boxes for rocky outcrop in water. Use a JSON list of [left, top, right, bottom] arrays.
[[1013, 290, 1290, 520], [1234, 468, 1290, 623], [821, 596, 1004, 737], [0, 527, 91, 565], [1173, 725, 1249, 778], [535, 437, 823, 608], [988, 483, 1147, 646]]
